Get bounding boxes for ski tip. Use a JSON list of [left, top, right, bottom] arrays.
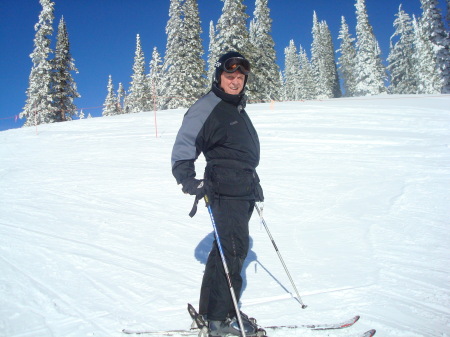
[[363, 329, 376, 337]]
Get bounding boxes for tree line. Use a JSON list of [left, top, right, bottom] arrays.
[[20, 0, 449, 126]]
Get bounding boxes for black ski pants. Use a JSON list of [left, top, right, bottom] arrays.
[[199, 198, 255, 321]]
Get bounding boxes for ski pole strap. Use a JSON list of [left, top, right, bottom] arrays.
[[189, 193, 213, 218], [189, 195, 200, 218]]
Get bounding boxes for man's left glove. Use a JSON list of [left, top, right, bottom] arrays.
[[181, 178, 206, 198]]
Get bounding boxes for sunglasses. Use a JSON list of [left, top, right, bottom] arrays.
[[223, 57, 251, 75]]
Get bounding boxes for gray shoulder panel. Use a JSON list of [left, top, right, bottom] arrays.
[[171, 91, 221, 167]]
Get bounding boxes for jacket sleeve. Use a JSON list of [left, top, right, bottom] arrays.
[[172, 159, 196, 185], [171, 92, 219, 184]]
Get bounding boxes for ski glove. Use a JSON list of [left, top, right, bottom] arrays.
[[182, 178, 213, 217], [181, 178, 207, 198]]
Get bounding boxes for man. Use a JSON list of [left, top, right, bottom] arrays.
[[171, 51, 263, 337]]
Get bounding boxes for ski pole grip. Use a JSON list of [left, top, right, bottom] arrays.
[[204, 195, 211, 206]]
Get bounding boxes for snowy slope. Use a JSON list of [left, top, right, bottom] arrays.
[[1, 95, 449, 337]]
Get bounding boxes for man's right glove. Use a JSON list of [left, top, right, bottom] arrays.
[[181, 178, 206, 198], [182, 178, 212, 217]]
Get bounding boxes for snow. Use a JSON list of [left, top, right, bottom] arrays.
[[1, 94, 449, 337]]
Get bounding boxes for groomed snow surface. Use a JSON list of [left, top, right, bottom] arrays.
[[1, 95, 449, 337]]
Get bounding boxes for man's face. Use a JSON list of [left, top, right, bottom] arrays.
[[220, 71, 245, 95]]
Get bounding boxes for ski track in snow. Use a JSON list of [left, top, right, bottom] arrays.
[[1, 95, 450, 337]]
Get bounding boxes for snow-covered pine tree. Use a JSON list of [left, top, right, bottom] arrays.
[[310, 13, 341, 99], [162, 0, 206, 109], [412, 16, 442, 93], [215, 0, 252, 60], [309, 12, 319, 98], [419, 0, 450, 93], [354, 0, 387, 96], [277, 71, 285, 101], [310, 12, 328, 98], [161, 0, 183, 109], [126, 34, 148, 113], [102, 75, 120, 116], [298, 45, 316, 100], [320, 20, 341, 98], [249, 0, 280, 102], [117, 82, 125, 113], [180, 0, 208, 102], [207, 21, 219, 84], [52, 16, 80, 122], [337, 16, 358, 97], [147, 46, 164, 110], [387, 5, 417, 94], [20, 0, 56, 127], [283, 40, 301, 101]]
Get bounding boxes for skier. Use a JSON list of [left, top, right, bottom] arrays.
[[171, 51, 264, 337]]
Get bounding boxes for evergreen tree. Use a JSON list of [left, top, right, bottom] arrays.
[[117, 82, 125, 113], [387, 5, 417, 94], [283, 40, 301, 101], [298, 45, 315, 100], [126, 34, 148, 113], [180, 0, 208, 101], [162, 0, 206, 109], [419, 0, 450, 93], [277, 71, 285, 100], [337, 16, 358, 97], [321, 20, 341, 98], [20, 0, 56, 126], [162, 0, 184, 109], [310, 12, 327, 98], [354, 0, 387, 95], [412, 16, 442, 93], [207, 21, 219, 84], [215, 0, 251, 57], [310, 13, 341, 98], [249, 0, 280, 101], [103, 75, 120, 116], [52, 16, 80, 122], [147, 46, 164, 110]]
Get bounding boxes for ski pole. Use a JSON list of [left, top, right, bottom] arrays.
[[255, 203, 307, 309], [204, 195, 247, 337]]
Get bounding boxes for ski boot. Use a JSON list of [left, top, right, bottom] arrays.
[[207, 312, 266, 337], [188, 304, 207, 330], [236, 311, 267, 337], [188, 303, 266, 337]]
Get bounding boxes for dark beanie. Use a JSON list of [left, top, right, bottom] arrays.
[[214, 51, 249, 86]]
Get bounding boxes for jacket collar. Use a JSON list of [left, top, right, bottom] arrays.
[[211, 82, 247, 110]]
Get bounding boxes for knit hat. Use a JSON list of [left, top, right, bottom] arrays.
[[213, 51, 250, 86]]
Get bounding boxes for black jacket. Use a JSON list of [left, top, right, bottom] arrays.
[[171, 83, 262, 200]]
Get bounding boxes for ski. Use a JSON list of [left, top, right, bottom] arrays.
[[122, 327, 376, 337], [362, 330, 377, 337], [122, 329, 198, 336], [187, 303, 360, 331], [265, 314, 360, 330], [123, 303, 375, 336]]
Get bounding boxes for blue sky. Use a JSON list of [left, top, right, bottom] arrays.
[[0, 0, 447, 131]]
